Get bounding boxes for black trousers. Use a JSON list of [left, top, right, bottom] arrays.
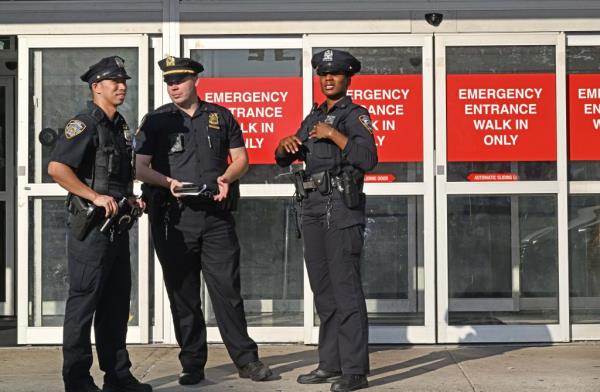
[[151, 205, 258, 372], [62, 226, 132, 386], [302, 218, 370, 375]]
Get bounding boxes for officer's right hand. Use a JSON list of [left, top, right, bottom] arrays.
[[92, 194, 118, 217], [278, 135, 303, 154], [167, 177, 184, 198]]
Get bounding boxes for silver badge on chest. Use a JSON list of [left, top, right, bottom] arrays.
[[324, 115, 336, 125]]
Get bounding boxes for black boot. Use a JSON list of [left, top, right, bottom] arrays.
[[65, 376, 101, 392], [178, 370, 205, 385], [238, 360, 273, 381], [297, 368, 342, 384], [102, 373, 152, 392], [330, 374, 368, 392]]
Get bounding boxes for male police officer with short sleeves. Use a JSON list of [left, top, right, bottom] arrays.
[[135, 56, 272, 386], [275, 50, 378, 392], [48, 57, 150, 392]]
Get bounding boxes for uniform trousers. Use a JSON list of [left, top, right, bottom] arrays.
[[62, 226, 132, 386], [302, 217, 370, 375], [151, 204, 258, 372]]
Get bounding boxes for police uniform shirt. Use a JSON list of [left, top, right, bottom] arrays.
[[276, 95, 378, 228], [50, 101, 130, 187], [135, 101, 244, 192]]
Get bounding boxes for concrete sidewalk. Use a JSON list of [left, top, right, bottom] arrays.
[[1, 343, 599, 391]]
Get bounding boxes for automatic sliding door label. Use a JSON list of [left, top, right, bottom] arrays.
[[568, 74, 600, 161], [198, 77, 302, 164], [446, 73, 556, 162], [313, 74, 423, 162]]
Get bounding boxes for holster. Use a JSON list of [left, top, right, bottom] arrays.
[[291, 170, 307, 201], [141, 183, 170, 223], [339, 167, 364, 209], [66, 193, 100, 241], [312, 170, 332, 195]]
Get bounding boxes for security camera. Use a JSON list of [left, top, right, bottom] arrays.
[[425, 12, 443, 27]]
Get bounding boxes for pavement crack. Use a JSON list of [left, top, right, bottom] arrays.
[[447, 349, 477, 392], [138, 347, 174, 381]]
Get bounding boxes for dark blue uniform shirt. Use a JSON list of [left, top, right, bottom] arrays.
[[276, 96, 378, 228], [50, 101, 132, 198], [135, 100, 244, 194]]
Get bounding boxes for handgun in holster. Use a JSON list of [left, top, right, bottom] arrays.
[[291, 170, 307, 201], [141, 183, 170, 223], [66, 193, 101, 241], [339, 167, 364, 209]]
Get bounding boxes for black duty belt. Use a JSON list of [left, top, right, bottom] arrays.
[[301, 178, 318, 191]]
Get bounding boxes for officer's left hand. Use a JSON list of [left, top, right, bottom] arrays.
[[309, 122, 336, 140], [215, 176, 229, 202]]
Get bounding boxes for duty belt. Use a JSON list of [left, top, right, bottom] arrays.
[[302, 172, 341, 193], [301, 178, 318, 191]]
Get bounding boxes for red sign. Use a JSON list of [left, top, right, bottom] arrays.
[[313, 74, 423, 162], [467, 173, 519, 182], [568, 74, 600, 161], [198, 77, 303, 164], [364, 174, 396, 183], [446, 73, 556, 162]]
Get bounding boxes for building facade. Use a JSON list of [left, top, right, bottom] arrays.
[[1, 0, 600, 345]]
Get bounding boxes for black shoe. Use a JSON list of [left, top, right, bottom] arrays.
[[178, 370, 205, 385], [238, 360, 273, 381], [102, 373, 152, 392], [330, 374, 368, 392], [65, 378, 101, 392], [297, 368, 342, 384]]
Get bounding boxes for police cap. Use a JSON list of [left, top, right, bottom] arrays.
[[158, 56, 204, 83], [80, 56, 131, 84], [311, 49, 361, 76]]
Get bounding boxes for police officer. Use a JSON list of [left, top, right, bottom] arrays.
[[135, 56, 273, 386], [275, 49, 377, 392], [48, 57, 151, 392]]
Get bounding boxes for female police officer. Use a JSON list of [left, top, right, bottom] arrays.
[[275, 49, 378, 392], [48, 56, 150, 392]]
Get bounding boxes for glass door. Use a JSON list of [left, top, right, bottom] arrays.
[[303, 34, 436, 344], [0, 76, 14, 316], [16, 35, 150, 344], [182, 37, 305, 343], [566, 34, 600, 340], [435, 33, 570, 343]]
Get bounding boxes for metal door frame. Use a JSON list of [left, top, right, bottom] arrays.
[[0, 76, 15, 316], [435, 33, 570, 343], [16, 34, 150, 344], [566, 34, 600, 341]]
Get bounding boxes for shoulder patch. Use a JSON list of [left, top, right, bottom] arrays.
[[64, 119, 86, 139], [358, 114, 373, 134]]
